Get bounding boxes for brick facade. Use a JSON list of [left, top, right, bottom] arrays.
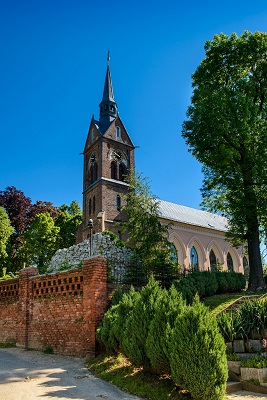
[[0, 256, 107, 357]]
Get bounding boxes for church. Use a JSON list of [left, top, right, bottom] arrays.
[[77, 59, 248, 275]]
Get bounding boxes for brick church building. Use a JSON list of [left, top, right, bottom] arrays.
[[77, 59, 248, 275]]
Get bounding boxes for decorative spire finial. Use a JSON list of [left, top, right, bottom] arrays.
[[107, 50, 110, 65]]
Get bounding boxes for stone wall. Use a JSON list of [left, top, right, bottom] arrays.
[[48, 233, 134, 282]]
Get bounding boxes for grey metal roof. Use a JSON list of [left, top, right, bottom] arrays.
[[158, 199, 228, 232]]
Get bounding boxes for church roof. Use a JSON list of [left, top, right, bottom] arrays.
[[158, 199, 228, 232]]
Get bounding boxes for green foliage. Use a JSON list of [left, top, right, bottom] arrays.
[[174, 271, 245, 304], [96, 287, 140, 354], [182, 31, 267, 290], [241, 356, 267, 369], [146, 285, 185, 375], [55, 201, 82, 249], [216, 311, 243, 342], [0, 267, 18, 280], [226, 351, 241, 361], [122, 277, 162, 369], [98, 281, 229, 399], [120, 171, 174, 270], [0, 207, 14, 260], [103, 230, 125, 248], [169, 297, 228, 400], [217, 298, 267, 341], [43, 346, 53, 354], [56, 258, 73, 271], [21, 212, 60, 274]]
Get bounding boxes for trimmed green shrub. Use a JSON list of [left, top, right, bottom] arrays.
[[175, 271, 246, 303], [215, 272, 229, 293], [146, 285, 185, 375], [173, 275, 197, 304], [121, 276, 162, 369], [169, 297, 228, 400]]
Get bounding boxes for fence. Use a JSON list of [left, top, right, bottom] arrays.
[[0, 256, 107, 357]]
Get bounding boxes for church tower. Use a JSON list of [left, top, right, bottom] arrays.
[[79, 56, 135, 241]]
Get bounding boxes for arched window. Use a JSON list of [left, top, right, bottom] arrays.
[[190, 246, 199, 271], [89, 165, 94, 184], [89, 163, 98, 184], [89, 199, 92, 216], [243, 256, 249, 279], [227, 252, 234, 271], [119, 163, 127, 181], [170, 244, 178, 263], [116, 195, 121, 211], [116, 126, 121, 140], [93, 163, 98, 182], [209, 249, 217, 272], [93, 196, 96, 213], [111, 161, 117, 180], [91, 129, 94, 141]]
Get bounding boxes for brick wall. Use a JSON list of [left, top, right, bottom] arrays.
[[0, 256, 107, 357]]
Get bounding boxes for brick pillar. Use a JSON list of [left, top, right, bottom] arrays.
[[83, 256, 107, 356], [16, 266, 38, 348]]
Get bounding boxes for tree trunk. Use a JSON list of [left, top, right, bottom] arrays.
[[247, 226, 265, 291]]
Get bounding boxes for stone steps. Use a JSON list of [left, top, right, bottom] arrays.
[[226, 381, 243, 393]]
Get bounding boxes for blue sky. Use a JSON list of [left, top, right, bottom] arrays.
[[1, 1, 267, 210]]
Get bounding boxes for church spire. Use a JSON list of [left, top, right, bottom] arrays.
[[99, 52, 118, 125]]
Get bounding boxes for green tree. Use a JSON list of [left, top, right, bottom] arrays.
[[0, 207, 14, 261], [22, 212, 60, 274], [120, 171, 173, 269], [182, 31, 267, 290], [55, 201, 82, 248]]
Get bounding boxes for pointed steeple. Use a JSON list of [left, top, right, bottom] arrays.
[[99, 52, 118, 126]]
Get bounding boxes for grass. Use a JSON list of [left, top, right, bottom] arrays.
[[202, 292, 251, 314], [86, 353, 192, 400]]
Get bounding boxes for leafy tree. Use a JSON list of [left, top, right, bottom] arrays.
[[0, 207, 14, 260], [22, 212, 60, 274], [55, 201, 82, 248], [0, 186, 33, 271], [182, 31, 267, 290], [120, 171, 173, 269], [31, 200, 60, 220]]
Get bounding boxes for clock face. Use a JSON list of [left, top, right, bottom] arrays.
[[113, 150, 123, 161]]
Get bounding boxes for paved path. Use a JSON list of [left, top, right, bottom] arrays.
[[226, 392, 267, 399], [1, 348, 267, 400], [0, 348, 142, 400]]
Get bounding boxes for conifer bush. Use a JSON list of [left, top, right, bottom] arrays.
[[169, 297, 228, 400], [121, 276, 162, 369], [146, 285, 185, 374], [96, 287, 140, 353]]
